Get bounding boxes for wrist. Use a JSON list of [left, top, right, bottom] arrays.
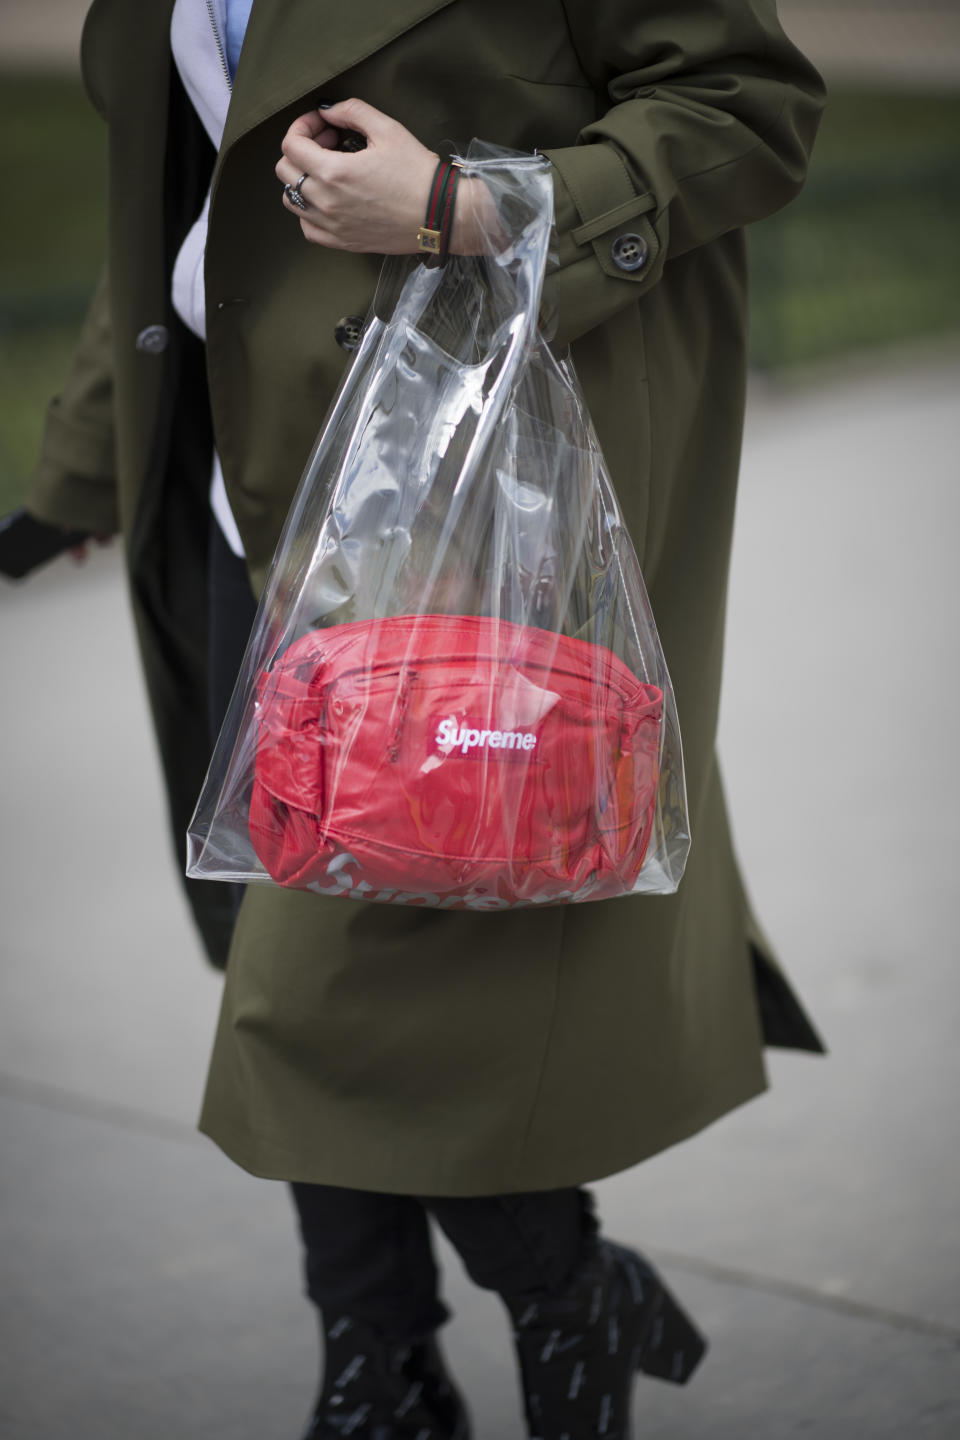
[[449, 177, 503, 256], [449, 177, 478, 256], [416, 158, 461, 262]]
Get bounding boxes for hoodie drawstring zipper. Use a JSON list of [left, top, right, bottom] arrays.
[[204, 0, 232, 91]]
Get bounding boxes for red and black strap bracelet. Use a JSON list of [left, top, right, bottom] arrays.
[[417, 158, 461, 265]]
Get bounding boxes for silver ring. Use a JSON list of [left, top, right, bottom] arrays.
[[284, 173, 309, 210]]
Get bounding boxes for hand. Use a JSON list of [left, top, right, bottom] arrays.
[[275, 99, 497, 255], [68, 530, 113, 564]]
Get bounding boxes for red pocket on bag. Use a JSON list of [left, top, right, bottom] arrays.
[[249, 614, 663, 908]]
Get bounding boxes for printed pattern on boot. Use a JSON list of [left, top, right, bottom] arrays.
[[507, 1241, 707, 1440], [302, 1316, 471, 1440]]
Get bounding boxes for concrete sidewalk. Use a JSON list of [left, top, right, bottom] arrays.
[[1, 351, 959, 1437]]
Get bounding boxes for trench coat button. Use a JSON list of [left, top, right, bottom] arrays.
[[135, 324, 169, 354], [610, 233, 649, 273], [334, 315, 365, 352]]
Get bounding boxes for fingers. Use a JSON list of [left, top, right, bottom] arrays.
[[276, 156, 309, 194], [276, 130, 367, 222], [274, 154, 328, 219], [305, 97, 397, 145], [68, 531, 113, 564], [280, 98, 398, 166], [285, 110, 331, 142], [275, 99, 437, 253], [276, 155, 333, 219], [283, 111, 342, 153], [275, 111, 341, 196], [275, 131, 353, 202], [279, 131, 348, 182]]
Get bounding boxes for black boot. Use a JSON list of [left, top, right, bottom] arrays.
[[505, 1240, 707, 1440], [301, 1314, 471, 1440]]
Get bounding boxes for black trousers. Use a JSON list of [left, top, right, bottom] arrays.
[[291, 1184, 597, 1338], [207, 520, 597, 1338]]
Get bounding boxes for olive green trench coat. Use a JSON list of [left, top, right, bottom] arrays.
[[29, 0, 825, 1194]]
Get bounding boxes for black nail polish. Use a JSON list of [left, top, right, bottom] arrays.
[[317, 98, 334, 110]]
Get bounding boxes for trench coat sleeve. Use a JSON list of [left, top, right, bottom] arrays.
[[539, 0, 825, 345], [26, 265, 119, 536]]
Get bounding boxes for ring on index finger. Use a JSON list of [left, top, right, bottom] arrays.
[[284, 172, 309, 210]]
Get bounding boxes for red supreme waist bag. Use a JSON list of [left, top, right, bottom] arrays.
[[249, 615, 663, 909], [186, 151, 690, 902]]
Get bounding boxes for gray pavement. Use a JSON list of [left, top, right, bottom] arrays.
[[2, 349, 959, 1437]]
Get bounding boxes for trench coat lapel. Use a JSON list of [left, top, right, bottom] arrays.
[[84, 0, 455, 179], [220, 0, 457, 160]]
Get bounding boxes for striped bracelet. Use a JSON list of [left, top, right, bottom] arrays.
[[417, 158, 461, 265]]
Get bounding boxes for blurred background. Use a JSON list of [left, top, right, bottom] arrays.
[[2, 4, 959, 1438]]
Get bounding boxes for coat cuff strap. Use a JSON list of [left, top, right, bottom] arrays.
[[543, 140, 663, 287], [570, 190, 656, 247]]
